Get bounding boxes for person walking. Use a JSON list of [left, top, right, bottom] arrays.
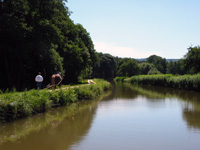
[[35, 72, 43, 90]]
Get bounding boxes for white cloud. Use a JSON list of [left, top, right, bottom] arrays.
[[94, 41, 159, 58]]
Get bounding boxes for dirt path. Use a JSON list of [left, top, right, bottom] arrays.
[[48, 79, 96, 91]]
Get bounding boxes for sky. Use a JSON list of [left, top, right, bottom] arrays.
[[67, 0, 200, 59]]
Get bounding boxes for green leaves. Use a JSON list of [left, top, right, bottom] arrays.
[[184, 46, 200, 74], [0, 0, 98, 90], [93, 53, 117, 79], [117, 58, 139, 77], [147, 55, 167, 74]]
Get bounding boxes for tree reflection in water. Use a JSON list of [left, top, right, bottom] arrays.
[[1, 83, 200, 150], [0, 100, 99, 150], [116, 82, 200, 131]]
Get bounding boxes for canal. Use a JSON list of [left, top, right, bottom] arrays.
[[0, 82, 200, 150]]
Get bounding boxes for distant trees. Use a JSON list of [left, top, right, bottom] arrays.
[[138, 62, 160, 75], [166, 59, 185, 75], [147, 55, 167, 74], [92, 55, 140, 79], [92, 53, 117, 79], [117, 58, 139, 77], [92, 48, 200, 79]]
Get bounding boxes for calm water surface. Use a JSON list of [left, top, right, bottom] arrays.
[[1, 83, 200, 150]]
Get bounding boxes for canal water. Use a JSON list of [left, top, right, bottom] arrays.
[[0, 82, 200, 150]]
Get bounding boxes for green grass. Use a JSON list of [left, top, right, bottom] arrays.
[[0, 79, 111, 123], [116, 74, 200, 92]]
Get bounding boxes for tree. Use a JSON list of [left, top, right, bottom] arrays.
[[138, 62, 158, 75], [147, 55, 167, 74], [147, 68, 161, 75], [92, 53, 117, 79], [184, 46, 200, 74], [117, 58, 139, 77], [60, 24, 98, 83], [166, 60, 185, 75], [176, 59, 185, 75], [0, 0, 66, 90], [0, 0, 97, 90]]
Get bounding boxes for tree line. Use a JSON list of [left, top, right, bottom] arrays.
[[92, 46, 200, 79], [1, 0, 200, 91]]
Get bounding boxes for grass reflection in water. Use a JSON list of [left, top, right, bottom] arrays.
[[122, 83, 200, 130], [0, 98, 101, 146]]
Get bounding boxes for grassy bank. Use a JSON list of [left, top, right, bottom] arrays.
[[0, 79, 111, 123], [115, 74, 200, 92]]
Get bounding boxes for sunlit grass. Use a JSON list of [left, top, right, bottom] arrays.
[[115, 74, 200, 92], [0, 79, 111, 123]]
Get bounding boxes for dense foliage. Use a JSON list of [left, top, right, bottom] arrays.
[[95, 46, 200, 80], [166, 59, 185, 75], [92, 53, 117, 79], [147, 55, 167, 74], [138, 62, 160, 75], [0, 0, 97, 90], [117, 58, 139, 77], [184, 46, 200, 74]]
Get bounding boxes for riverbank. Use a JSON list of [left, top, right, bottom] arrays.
[[114, 74, 200, 92], [0, 79, 111, 123]]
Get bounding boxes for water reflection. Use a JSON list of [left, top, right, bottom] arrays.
[[0, 100, 99, 150], [183, 109, 200, 130], [113, 82, 200, 131], [1, 83, 200, 150], [69, 82, 200, 150], [103, 82, 140, 100]]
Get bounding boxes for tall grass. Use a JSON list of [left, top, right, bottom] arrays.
[[0, 79, 111, 123], [122, 74, 200, 92]]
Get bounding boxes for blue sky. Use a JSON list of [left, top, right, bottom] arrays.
[[67, 0, 200, 59]]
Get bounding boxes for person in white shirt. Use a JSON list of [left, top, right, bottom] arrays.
[[35, 72, 43, 90]]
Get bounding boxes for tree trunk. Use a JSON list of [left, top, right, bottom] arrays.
[[3, 48, 11, 89]]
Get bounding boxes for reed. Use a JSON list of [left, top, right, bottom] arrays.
[[0, 79, 111, 123], [122, 74, 200, 92]]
